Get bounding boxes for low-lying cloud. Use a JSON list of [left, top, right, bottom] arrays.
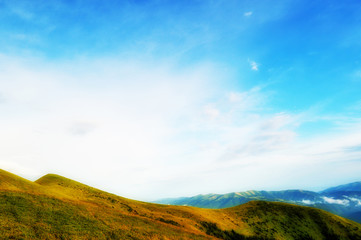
[[322, 197, 350, 206], [347, 197, 361, 206]]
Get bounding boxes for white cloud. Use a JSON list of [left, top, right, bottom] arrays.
[[249, 60, 259, 71], [1, 55, 361, 200], [0, 55, 225, 199], [322, 197, 350, 206], [229, 92, 243, 103], [68, 121, 97, 136], [347, 197, 361, 206], [301, 199, 314, 205], [244, 11, 253, 17], [228, 87, 264, 107], [203, 105, 220, 119]]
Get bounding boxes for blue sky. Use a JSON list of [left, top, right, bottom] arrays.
[[1, 0, 361, 200]]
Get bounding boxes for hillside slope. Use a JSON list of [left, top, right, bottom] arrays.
[[1, 169, 361, 239]]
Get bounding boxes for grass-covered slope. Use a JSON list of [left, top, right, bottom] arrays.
[[225, 201, 361, 240], [1, 169, 361, 239]]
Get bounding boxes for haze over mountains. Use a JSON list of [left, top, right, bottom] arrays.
[[1, 169, 361, 239], [156, 182, 361, 224]]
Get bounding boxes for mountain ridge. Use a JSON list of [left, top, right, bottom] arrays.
[[155, 181, 361, 224], [322, 182, 361, 194]]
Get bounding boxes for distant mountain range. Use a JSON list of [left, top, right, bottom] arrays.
[[1, 169, 361, 239], [155, 182, 361, 223]]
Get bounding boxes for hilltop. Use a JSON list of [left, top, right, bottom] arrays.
[[1, 169, 361, 239]]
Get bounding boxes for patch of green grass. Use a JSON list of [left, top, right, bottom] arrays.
[[199, 221, 270, 240]]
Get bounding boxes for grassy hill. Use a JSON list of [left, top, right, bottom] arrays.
[[1, 169, 361, 239]]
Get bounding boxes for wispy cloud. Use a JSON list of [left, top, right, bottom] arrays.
[[249, 60, 259, 71], [244, 11, 253, 17]]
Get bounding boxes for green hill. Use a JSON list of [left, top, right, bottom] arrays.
[[1, 169, 361, 239]]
